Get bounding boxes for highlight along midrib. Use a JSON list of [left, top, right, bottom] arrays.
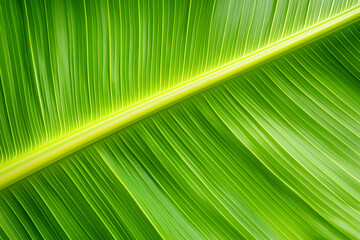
[[1, 5, 359, 190]]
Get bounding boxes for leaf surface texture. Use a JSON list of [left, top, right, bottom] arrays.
[[1, 0, 360, 239]]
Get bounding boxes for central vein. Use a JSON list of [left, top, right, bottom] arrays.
[[1, 5, 359, 190]]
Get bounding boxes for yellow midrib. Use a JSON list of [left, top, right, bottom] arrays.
[[1, 5, 360, 190]]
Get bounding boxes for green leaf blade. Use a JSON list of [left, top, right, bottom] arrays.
[[1, 0, 360, 239]]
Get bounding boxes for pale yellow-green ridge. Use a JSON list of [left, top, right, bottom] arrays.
[[0, 5, 359, 190]]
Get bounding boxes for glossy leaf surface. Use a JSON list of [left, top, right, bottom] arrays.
[[1, 0, 360, 239]]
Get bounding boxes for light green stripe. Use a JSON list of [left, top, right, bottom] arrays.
[[1, 5, 359, 190]]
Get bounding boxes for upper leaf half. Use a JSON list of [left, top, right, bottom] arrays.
[[1, 0, 358, 166]]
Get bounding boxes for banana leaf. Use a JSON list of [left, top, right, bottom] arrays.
[[1, 0, 360, 239]]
